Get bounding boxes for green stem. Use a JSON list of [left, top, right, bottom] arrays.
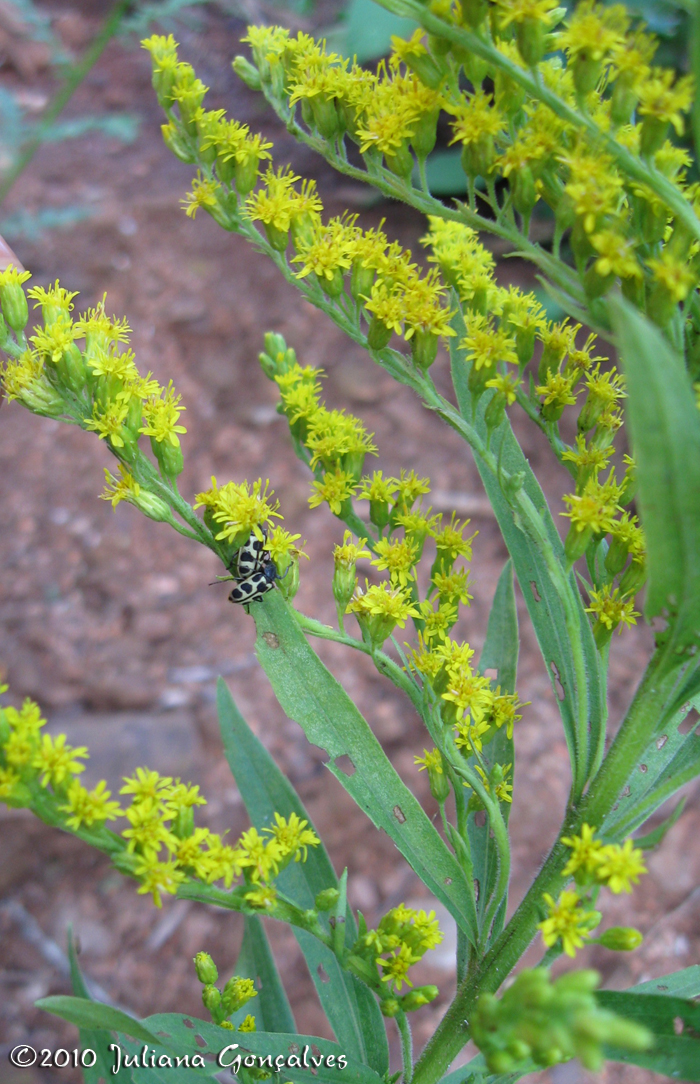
[[0, 0, 131, 205], [294, 610, 424, 713], [397, 1010, 413, 1084]]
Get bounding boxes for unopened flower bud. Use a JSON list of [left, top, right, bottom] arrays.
[[380, 998, 401, 1018], [384, 142, 414, 182], [194, 952, 219, 985], [315, 888, 340, 912], [0, 276, 28, 332], [152, 436, 184, 479], [201, 984, 221, 1014], [411, 109, 440, 157], [401, 985, 439, 1011], [619, 558, 647, 598], [564, 523, 593, 566], [411, 329, 439, 371], [604, 535, 629, 578], [597, 927, 643, 952], [58, 343, 87, 394], [161, 121, 195, 164], [232, 55, 262, 91], [367, 316, 393, 351]]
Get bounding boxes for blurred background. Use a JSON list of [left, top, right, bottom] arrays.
[[0, 1, 697, 1081]]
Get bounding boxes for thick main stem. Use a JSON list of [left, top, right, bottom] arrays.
[[411, 645, 678, 1084]]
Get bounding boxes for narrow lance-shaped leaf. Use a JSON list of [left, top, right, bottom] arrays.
[[249, 593, 479, 943], [216, 680, 389, 1075], [66, 928, 135, 1083], [448, 309, 604, 782], [610, 296, 700, 658]]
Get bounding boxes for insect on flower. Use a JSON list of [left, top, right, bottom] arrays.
[[227, 527, 287, 606]]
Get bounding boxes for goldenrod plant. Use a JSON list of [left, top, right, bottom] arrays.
[[2, 0, 700, 1078]]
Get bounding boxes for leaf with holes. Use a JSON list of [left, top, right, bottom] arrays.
[[597, 990, 700, 1079], [629, 967, 700, 999], [142, 1015, 386, 1084], [217, 680, 388, 1075], [602, 695, 700, 839], [610, 297, 700, 657], [250, 593, 478, 944], [449, 310, 604, 782], [469, 560, 518, 939]]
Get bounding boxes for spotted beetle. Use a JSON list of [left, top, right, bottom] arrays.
[[229, 555, 281, 605], [234, 527, 268, 579]]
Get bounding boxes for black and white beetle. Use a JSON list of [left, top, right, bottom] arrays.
[[227, 527, 287, 606], [234, 528, 268, 579]]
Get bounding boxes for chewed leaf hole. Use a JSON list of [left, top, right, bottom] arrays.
[[530, 581, 541, 602], [195, 1034, 207, 1048], [674, 1017, 685, 1035], [484, 667, 498, 681], [550, 661, 565, 701], [679, 707, 699, 735], [474, 810, 487, 828], [182, 1019, 194, 1029], [334, 754, 356, 776], [317, 964, 330, 983], [393, 804, 406, 823]]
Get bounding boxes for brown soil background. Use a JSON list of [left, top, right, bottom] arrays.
[[0, 4, 698, 1083]]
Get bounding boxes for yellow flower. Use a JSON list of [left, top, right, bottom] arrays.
[[414, 748, 443, 773], [308, 469, 357, 515], [586, 585, 639, 632], [347, 581, 419, 628], [538, 889, 599, 957], [134, 856, 187, 908], [371, 537, 418, 587], [596, 839, 647, 893], [120, 767, 173, 803], [60, 780, 123, 830], [33, 733, 88, 787], [263, 811, 320, 862], [561, 823, 607, 878], [140, 381, 187, 446]]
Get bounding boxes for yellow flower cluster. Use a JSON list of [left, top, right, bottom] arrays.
[[0, 691, 319, 908], [539, 825, 646, 956], [0, 273, 189, 484], [352, 904, 443, 994]]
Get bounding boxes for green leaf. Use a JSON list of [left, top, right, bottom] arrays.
[[449, 316, 604, 781], [469, 560, 518, 938], [602, 694, 700, 839], [248, 596, 479, 943], [634, 796, 686, 850], [630, 966, 700, 999], [610, 296, 700, 655], [438, 1051, 536, 1084], [234, 916, 296, 1033], [67, 928, 135, 1083], [143, 1014, 385, 1084], [338, 0, 416, 61], [597, 990, 700, 1079], [217, 681, 389, 1075], [35, 996, 163, 1046]]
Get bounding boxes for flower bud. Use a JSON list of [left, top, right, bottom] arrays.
[[351, 261, 376, 303], [384, 142, 414, 182], [152, 435, 184, 479], [380, 998, 401, 1018], [0, 314, 10, 349], [597, 927, 643, 952], [564, 523, 593, 566], [201, 984, 221, 1014], [484, 390, 507, 433], [367, 316, 393, 351], [264, 222, 289, 253], [619, 558, 647, 598], [401, 986, 439, 1011], [194, 952, 219, 985], [516, 18, 547, 67], [310, 95, 342, 141], [276, 553, 300, 602], [411, 110, 440, 158], [315, 888, 340, 912], [411, 329, 439, 371], [427, 760, 450, 804], [513, 167, 537, 220], [58, 343, 87, 394], [0, 278, 28, 332], [232, 55, 262, 91], [604, 535, 629, 578]]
